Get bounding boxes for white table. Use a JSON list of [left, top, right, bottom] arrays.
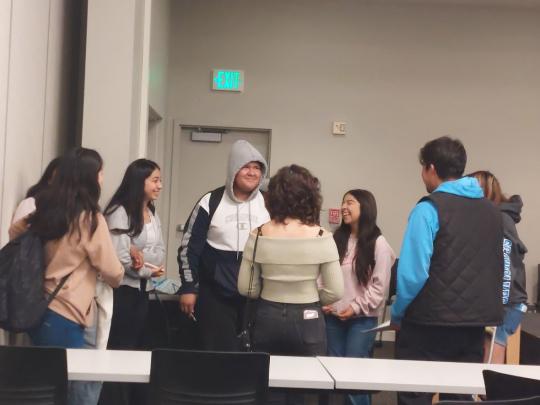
[[317, 356, 540, 395], [67, 349, 334, 389], [268, 356, 334, 389], [68, 349, 151, 383]]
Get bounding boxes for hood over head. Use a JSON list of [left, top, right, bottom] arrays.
[[226, 140, 268, 202], [500, 194, 523, 224]]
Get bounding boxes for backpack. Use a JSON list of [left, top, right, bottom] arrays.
[[208, 186, 225, 221], [0, 231, 67, 332], [176, 186, 225, 290]]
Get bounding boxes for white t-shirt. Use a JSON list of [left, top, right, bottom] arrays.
[[11, 197, 36, 224]]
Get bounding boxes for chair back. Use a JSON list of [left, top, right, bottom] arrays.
[[483, 369, 540, 400], [388, 258, 398, 301], [0, 346, 67, 405], [149, 349, 270, 405], [437, 396, 540, 404]]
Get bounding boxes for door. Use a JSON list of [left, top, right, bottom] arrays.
[[165, 125, 271, 280]]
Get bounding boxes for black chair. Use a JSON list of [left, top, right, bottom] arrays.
[[483, 369, 540, 401], [0, 346, 67, 405], [149, 349, 270, 405], [436, 396, 540, 404], [376, 258, 398, 347]]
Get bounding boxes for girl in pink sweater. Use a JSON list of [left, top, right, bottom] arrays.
[[323, 189, 395, 405]]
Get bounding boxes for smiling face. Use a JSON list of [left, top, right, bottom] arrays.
[[341, 193, 361, 225], [233, 161, 262, 197], [144, 169, 162, 202]]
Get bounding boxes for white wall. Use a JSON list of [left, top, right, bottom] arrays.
[[0, 0, 79, 246], [147, 0, 172, 232], [0, 0, 80, 344], [166, 0, 540, 302], [82, 0, 151, 204], [149, 0, 171, 118]]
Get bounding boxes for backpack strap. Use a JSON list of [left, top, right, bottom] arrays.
[[46, 274, 70, 304], [208, 186, 225, 222]]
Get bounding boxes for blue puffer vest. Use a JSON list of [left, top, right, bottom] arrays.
[[404, 192, 504, 327]]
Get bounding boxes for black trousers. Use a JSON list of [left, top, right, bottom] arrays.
[[99, 285, 149, 405], [395, 322, 484, 405], [253, 299, 326, 356], [253, 299, 327, 405], [196, 282, 246, 351]]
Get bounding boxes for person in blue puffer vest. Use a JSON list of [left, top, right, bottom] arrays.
[[391, 136, 504, 405]]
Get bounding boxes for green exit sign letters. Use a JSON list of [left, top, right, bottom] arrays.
[[212, 69, 244, 92]]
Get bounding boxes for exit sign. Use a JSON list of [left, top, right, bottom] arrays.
[[212, 69, 244, 92]]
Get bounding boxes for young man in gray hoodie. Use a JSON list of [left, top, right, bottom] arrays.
[[177, 140, 270, 350]]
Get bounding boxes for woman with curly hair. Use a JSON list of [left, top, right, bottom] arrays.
[[238, 164, 343, 404]]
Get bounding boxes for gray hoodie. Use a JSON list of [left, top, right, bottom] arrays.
[[178, 140, 270, 296], [500, 194, 528, 307], [225, 139, 268, 202]]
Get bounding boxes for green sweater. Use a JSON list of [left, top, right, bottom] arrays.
[[238, 233, 344, 305]]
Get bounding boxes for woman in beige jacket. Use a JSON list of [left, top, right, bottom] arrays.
[[9, 148, 124, 405]]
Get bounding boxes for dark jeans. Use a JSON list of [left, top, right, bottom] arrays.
[[395, 322, 484, 405], [253, 299, 326, 356], [196, 282, 246, 351], [99, 285, 149, 405], [253, 299, 326, 405]]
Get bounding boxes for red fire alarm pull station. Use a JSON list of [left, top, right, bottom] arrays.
[[328, 208, 341, 224]]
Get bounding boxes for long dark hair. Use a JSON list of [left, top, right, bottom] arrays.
[[25, 157, 61, 198], [29, 148, 103, 240], [104, 159, 160, 237], [333, 189, 381, 287]]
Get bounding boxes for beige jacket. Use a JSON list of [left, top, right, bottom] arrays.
[[9, 213, 124, 327]]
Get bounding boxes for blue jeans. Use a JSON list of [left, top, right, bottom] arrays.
[[71, 315, 103, 405], [30, 309, 88, 405], [325, 315, 378, 405], [30, 308, 85, 347]]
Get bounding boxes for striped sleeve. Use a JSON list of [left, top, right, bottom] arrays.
[[177, 193, 211, 294]]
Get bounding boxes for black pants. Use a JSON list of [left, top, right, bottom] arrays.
[[99, 285, 149, 405], [253, 299, 327, 405], [395, 322, 484, 405], [196, 282, 245, 351], [253, 299, 326, 356]]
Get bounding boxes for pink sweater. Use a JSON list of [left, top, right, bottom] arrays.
[[331, 235, 396, 317]]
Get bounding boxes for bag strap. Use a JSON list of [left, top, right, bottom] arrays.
[[208, 186, 225, 222], [46, 274, 70, 304], [242, 227, 262, 332], [246, 227, 262, 298]]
